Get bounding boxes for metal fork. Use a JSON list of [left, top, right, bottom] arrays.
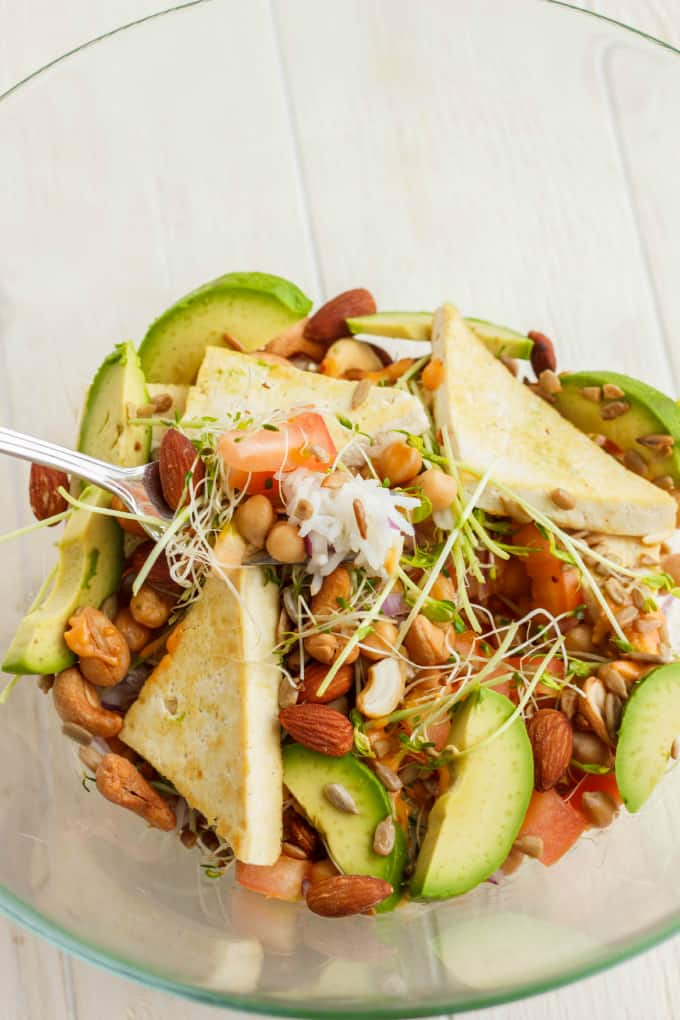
[[0, 426, 172, 539]]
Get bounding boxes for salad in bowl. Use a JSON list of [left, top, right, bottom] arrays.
[[3, 270, 680, 919]]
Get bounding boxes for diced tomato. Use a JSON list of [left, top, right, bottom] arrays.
[[568, 771, 622, 817], [513, 523, 582, 617], [427, 718, 451, 751], [227, 468, 281, 498], [235, 855, 311, 902], [219, 412, 336, 476], [518, 789, 587, 866]]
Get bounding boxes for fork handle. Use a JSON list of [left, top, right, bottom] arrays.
[[0, 426, 133, 501]]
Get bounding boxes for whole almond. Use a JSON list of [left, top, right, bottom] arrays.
[[286, 810, 322, 859], [305, 874, 393, 917], [29, 463, 69, 523], [528, 330, 557, 378], [279, 703, 354, 756], [159, 429, 205, 510], [526, 709, 573, 791], [304, 289, 377, 344], [300, 662, 353, 705], [127, 541, 181, 594]]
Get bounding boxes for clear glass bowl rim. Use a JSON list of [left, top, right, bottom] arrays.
[[0, 1, 678, 1014]]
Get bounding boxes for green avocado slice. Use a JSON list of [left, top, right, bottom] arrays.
[[553, 371, 680, 487], [2, 487, 123, 675], [346, 311, 534, 359], [615, 663, 680, 813], [138, 271, 313, 384], [410, 689, 533, 899], [282, 744, 407, 912], [78, 340, 150, 466]]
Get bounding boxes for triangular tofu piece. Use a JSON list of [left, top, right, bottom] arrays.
[[185, 346, 428, 456], [121, 569, 281, 864], [431, 304, 676, 536]]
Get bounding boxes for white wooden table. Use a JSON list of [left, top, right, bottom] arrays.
[[1, 1, 679, 1018]]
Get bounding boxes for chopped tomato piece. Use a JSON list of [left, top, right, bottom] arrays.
[[514, 523, 581, 617], [568, 771, 622, 817], [427, 718, 451, 751], [220, 412, 336, 475], [235, 855, 311, 902], [518, 789, 587, 866], [226, 468, 281, 498]]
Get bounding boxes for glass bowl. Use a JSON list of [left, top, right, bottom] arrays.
[[1, 0, 679, 1014]]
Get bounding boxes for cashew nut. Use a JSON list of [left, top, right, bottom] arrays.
[[96, 753, 176, 830], [305, 568, 360, 664], [404, 615, 453, 667], [53, 668, 123, 738], [265, 318, 326, 362], [360, 620, 399, 662], [319, 339, 383, 378], [64, 607, 130, 686], [113, 606, 151, 654], [357, 658, 405, 718], [304, 632, 359, 666]]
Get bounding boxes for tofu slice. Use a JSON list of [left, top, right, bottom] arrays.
[[121, 569, 282, 864], [185, 347, 428, 456], [431, 304, 676, 537]]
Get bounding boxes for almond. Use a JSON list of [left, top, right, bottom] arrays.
[[285, 809, 322, 859], [526, 708, 573, 791], [158, 429, 205, 510], [127, 541, 181, 594], [299, 662, 353, 705], [279, 703, 354, 757], [29, 463, 69, 523], [305, 874, 393, 917], [304, 289, 377, 344], [528, 330, 557, 377]]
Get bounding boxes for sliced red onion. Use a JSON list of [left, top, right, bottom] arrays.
[[100, 666, 151, 712], [382, 592, 409, 618]]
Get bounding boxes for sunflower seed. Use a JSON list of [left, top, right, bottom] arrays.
[[602, 383, 625, 400], [324, 783, 359, 814], [351, 379, 373, 410], [615, 605, 638, 628], [631, 588, 648, 611], [635, 616, 661, 635], [654, 475, 675, 491], [62, 722, 93, 746], [513, 835, 544, 859], [151, 392, 174, 413], [371, 760, 402, 793], [502, 847, 525, 875], [598, 664, 628, 700], [78, 745, 104, 773], [581, 791, 619, 828], [560, 687, 579, 720], [135, 403, 156, 418], [572, 730, 611, 767], [538, 369, 562, 395], [603, 577, 627, 605], [282, 840, 309, 860], [278, 675, 299, 709], [581, 386, 602, 403], [622, 450, 648, 476], [601, 401, 630, 420], [373, 816, 396, 856], [353, 499, 368, 539], [605, 692, 623, 740], [636, 434, 675, 454], [550, 488, 575, 510]]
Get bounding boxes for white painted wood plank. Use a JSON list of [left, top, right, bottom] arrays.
[[0, 4, 679, 1020]]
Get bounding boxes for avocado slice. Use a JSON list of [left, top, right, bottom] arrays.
[[410, 689, 533, 899], [138, 271, 313, 384], [554, 371, 680, 486], [346, 311, 533, 359], [615, 664, 680, 812], [282, 744, 407, 911], [78, 341, 150, 466], [2, 487, 123, 675]]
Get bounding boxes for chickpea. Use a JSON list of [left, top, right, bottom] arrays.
[[113, 606, 151, 654], [234, 494, 275, 549], [429, 573, 456, 602], [64, 607, 130, 687], [265, 522, 306, 564], [564, 623, 594, 654], [372, 442, 422, 486], [130, 584, 173, 629], [361, 620, 399, 662], [417, 469, 458, 513]]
